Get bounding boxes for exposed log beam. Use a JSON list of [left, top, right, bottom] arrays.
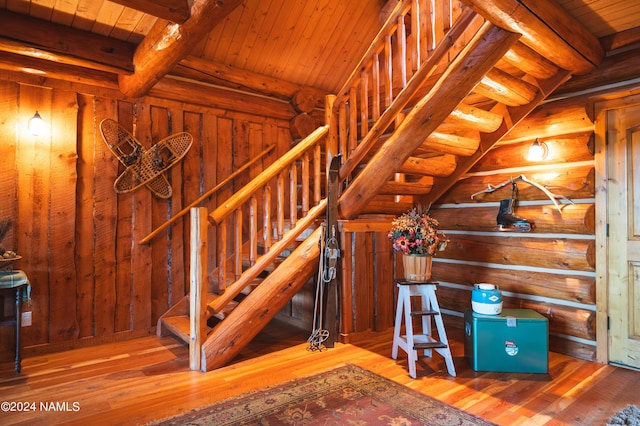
[[449, 103, 504, 133], [0, 51, 119, 89], [107, 0, 191, 23], [463, 0, 604, 74], [149, 77, 297, 120], [502, 42, 558, 80], [119, 0, 243, 98], [420, 131, 480, 156], [552, 46, 640, 99], [380, 178, 434, 195], [0, 10, 135, 75], [599, 26, 640, 52], [338, 23, 522, 219], [399, 155, 457, 177], [358, 199, 413, 215], [174, 56, 327, 108], [476, 67, 538, 106]]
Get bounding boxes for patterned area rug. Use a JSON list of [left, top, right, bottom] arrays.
[[152, 364, 495, 425], [607, 404, 640, 425]]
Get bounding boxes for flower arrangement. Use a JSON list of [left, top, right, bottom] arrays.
[[388, 208, 448, 256]]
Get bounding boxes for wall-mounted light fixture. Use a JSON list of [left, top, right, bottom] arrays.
[[28, 111, 45, 136], [527, 138, 548, 162]]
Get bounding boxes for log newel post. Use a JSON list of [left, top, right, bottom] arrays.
[[325, 94, 338, 176], [190, 207, 208, 371]]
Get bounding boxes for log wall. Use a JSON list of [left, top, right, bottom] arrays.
[[338, 98, 598, 361], [432, 98, 597, 361], [0, 78, 294, 360]]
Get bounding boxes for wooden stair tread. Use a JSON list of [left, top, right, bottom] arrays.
[[211, 300, 238, 320], [161, 315, 190, 343]]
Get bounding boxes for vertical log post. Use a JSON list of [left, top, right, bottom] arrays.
[[190, 207, 208, 371], [326, 95, 338, 176]]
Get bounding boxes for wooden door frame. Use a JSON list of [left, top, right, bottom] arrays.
[[594, 92, 640, 364]]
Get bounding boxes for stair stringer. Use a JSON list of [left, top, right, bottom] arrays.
[[201, 227, 322, 372]]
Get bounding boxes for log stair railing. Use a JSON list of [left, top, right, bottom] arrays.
[[158, 0, 603, 371], [157, 125, 329, 369]]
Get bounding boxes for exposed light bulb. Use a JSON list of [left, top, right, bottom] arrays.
[[527, 139, 548, 162], [28, 111, 45, 136]]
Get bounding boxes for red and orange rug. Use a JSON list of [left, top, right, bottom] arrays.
[[152, 364, 495, 425]]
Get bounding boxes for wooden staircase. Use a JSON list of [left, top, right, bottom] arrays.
[[154, 0, 603, 372]]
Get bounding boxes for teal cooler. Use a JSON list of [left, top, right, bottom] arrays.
[[464, 308, 548, 373]]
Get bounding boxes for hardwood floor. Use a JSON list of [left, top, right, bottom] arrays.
[[1, 318, 639, 425]]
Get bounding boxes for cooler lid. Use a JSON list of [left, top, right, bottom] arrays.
[[471, 308, 546, 321]]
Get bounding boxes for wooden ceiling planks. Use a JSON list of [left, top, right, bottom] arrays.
[[311, 1, 380, 91], [1, 0, 640, 99], [555, 0, 640, 37], [194, 0, 384, 93]]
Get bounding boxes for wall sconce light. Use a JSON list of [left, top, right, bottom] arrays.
[[527, 138, 548, 162], [28, 111, 45, 136]]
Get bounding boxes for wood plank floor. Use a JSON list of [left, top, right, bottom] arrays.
[[1, 318, 639, 425]]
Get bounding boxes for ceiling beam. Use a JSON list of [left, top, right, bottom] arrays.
[[0, 10, 135, 75], [174, 56, 327, 108], [0, 51, 119, 89], [118, 0, 243, 99], [463, 0, 603, 74], [107, 0, 191, 23]]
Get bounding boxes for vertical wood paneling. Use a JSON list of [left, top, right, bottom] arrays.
[[217, 117, 234, 260], [93, 96, 118, 336], [234, 120, 249, 237], [18, 84, 52, 347], [48, 90, 79, 341], [168, 107, 185, 308], [202, 113, 218, 272], [181, 111, 204, 288], [114, 101, 134, 332], [75, 93, 96, 338], [340, 231, 354, 338], [0, 81, 17, 232], [0, 79, 294, 360], [373, 231, 395, 331], [0, 80, 18, 353], [354, 232, 372, 332], [150, 106, 170, 323], [249, 122, 264, 230], [131, 103, 153, 329]]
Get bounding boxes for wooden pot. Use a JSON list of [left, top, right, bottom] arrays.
[[403, 254, 432, 281]]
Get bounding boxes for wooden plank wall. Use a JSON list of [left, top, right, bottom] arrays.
[[0, 79, 292, 360], [337, 98, 597, 361]]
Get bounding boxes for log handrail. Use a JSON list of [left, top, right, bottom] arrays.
[[138, 143, 276, 245], [209, 125, 328, 225]]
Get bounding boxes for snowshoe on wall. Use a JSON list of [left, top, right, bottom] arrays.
[[495, 183, 532, 232]]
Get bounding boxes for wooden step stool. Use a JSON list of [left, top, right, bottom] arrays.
[[392, 279, 456, 378]]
